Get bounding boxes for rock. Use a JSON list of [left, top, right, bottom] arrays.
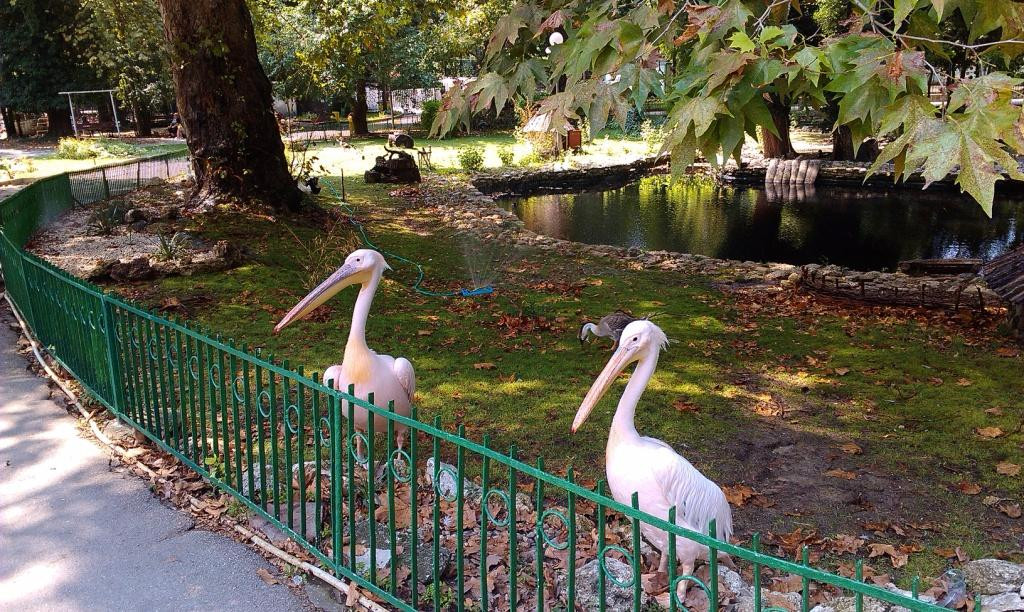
[[129, 220, 148, 231], [213, 240, 244, 265], [351, 519, 452, 584], [101, 418, 136, 443], [108, 256, 155, 282], [979, 591, 1024, 611], [964, 559, 1024, 596], [424, 458, 483, 500], [85, 259, 116, 280], [124, 208, 148, 223], [557, 558, 640, 611], [737, 589, 803, 612], [248, 502, 320, 546], [810, 596, 887, 612]]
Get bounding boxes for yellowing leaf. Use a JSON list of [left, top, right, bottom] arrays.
[[976, 427, 1004, 439], [840, 442, 863, 455]]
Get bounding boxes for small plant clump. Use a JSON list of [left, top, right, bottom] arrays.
[[155, 232, 190, 261], [497, 145, 515, 167], [86, 200, 126, 235], [0, 156, 34, 179], [420, 99, 441, 133], [456, 146, 485, 172]]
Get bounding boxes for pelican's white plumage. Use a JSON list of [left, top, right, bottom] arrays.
[[573, 320, 732, 587], [276, 249, 414, 448]]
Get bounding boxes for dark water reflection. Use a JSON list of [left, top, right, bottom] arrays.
[[503, 177, 1024, 271]]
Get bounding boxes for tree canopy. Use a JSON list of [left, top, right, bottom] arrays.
[[434, 0, 1024, 214]]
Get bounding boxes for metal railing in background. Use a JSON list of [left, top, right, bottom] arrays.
[[0, 155, 950, 611]]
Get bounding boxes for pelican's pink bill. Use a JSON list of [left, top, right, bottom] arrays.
[[274, 263, 357, 332], [571, 346, 635, 432]]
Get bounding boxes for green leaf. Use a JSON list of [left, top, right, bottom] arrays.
[[957, 135, 998, 216], [759, 26, 785, 45], [728, 31, 755, 52], [893, 0, 917, 27]]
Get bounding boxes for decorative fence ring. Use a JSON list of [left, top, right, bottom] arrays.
[[599, 545, 636, 588], [232, 376, 246, 401], [671, 574, 713, 609], [284, 404, 300, 434], [166, 344, 179, 368], [114, 320, 125, 343], [131, 330, 141, 349], [257, 390, 273, 418], [147, 337, 159, 361], [188, 355, 200, 380], [88, 310, 98, 331], [483, 489, 511, 527], [540, 509, 571, 550], [208, 363, 221, 388], [348, 432, 370, 465], [434, 464, 459, 502], [389, 449, 412, 482], [318, 416, 331, 445]]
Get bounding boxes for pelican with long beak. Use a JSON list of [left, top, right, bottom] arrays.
[[572, 320, 733, 597], [275, 249, 415, 454]]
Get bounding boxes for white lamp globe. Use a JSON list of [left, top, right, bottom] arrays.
[[549, 31, 564, 46]]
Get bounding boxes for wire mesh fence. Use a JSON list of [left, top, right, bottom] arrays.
[[67, 151, 190, 205], [0, 157, 953, 612]]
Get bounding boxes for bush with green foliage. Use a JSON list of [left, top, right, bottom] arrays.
[[55, 137, 144, 160], [87, 200, 126, 235], [497, 145, 515, 166], [420, 99, 441, 133], [456, 146, 485, 172]]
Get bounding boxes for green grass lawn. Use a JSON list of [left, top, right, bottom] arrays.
[[107, 147, 1024, 584], [300, 131, 655, 177], [1, 138, 186, 182]]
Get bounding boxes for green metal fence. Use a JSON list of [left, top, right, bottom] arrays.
[[0, 156, 950, 611]]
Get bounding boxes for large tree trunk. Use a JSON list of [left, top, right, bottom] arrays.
[[46, 107, 74, 137], [0, 107, 15, 138], [761, 95, 796, 159], [832, 124, 856, 161], [156, 0, 299, 210], [350, 79, 369, 136], [133, 102, 154, 137]]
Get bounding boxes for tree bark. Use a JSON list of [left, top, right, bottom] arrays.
[[132, 102, 154, 137], [0, 107, 16, 138], [760, 95, 796, 159], [156, 0, 299, 210], [350, 79, 369, 136], [832, 124, 856, 161], [46, 107, 74, 137]]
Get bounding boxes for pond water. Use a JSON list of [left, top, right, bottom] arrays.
[[502, 176, 1024, 271]]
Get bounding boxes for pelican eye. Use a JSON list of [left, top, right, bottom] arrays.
[[632, 336, 639, 343]]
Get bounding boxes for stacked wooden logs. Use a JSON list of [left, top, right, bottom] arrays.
[[764, 158, 821, 185]]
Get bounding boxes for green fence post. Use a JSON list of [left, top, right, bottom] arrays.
[[100, 294, 126, 414], [101, 167, 110, 199]]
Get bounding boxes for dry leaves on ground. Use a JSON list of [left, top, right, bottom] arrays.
[[722, 484, 757, 506], [867, 543, 909, 568], [473, 362, 496, 370], [839, 442, 863, 455], [955, 481, 982, 495], [976, 427, 1004, 439], [256, 568, 279, 585], [998, 502, 1022, 518]]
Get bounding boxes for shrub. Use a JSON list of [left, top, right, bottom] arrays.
[[497, 145, 515, 166], [420, 99, 441, 134], [155, 232, 189, 261], [87, 200, 126, 235], [640, 119, 664, 154], [56, 137, 99, 160], [623, 108, 645, 136], [457, 147, 485, 172]]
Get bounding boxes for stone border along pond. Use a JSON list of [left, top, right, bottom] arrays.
[[456, 162, 1002, 311], [460, 161, 1003, 311]]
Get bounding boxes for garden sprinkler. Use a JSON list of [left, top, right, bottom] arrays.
[[460, 285, 494, 297]]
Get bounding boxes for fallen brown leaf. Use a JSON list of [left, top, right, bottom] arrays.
[[827, 534, 863, 555], [956, 378, 973, 386], [998, 502, 1022, 519], [985, 407, 1005, 416], [673, 398, 699, 413], [473, 362, 497, 370], [867, 543, 908, 568], [722, 484, 757, 506], [983, 495, 1001, 507], [997, 462, 1021, 476], [834, 367, 850, 376], [996, 347, 1020, 357], [840, 442, 863, 455], [825, 468, 857, 480], [976, 427, 1004, 439], [955, 481, 982, 495], [256, 568, 279, 585]]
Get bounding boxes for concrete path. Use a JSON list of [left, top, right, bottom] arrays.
[[0, 308, 313, 611]]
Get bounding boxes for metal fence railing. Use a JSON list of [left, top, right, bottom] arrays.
[[0, 155, 953, 611]]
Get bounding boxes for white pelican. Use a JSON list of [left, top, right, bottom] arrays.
[[275, 249, 415, 453], [572, 320, 733, 595]]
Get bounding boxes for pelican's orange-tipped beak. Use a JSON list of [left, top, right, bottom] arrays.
[[274, 263, 358, 332], [571, 345, 635, 433]]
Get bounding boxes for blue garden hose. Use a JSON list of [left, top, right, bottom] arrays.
[[319, 176, 494, 299]]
